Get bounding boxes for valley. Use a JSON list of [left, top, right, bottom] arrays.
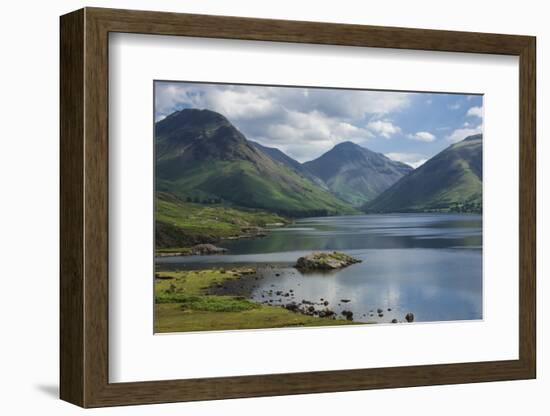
[[153, 107, 483, 332]]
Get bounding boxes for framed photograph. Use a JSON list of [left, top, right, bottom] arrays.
[[60, 7, 536, 407]]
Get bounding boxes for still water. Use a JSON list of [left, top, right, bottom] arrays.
[[157, 214, 482, 323]]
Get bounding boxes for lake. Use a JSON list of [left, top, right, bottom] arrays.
[[157, 213, 482, 324]]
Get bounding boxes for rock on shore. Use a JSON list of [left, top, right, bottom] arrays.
[[294, 251, 362, 271], [156, 243, 228, 257], [190, 244, 228, 255]]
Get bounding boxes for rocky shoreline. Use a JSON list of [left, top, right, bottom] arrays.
[[156, 225, 275, 257], [158, 247, 416, 324], [223, 226, 268, 240], [156, 243, 228, 257], [206, 267, 353, 322], [205, 259, 416, 324]]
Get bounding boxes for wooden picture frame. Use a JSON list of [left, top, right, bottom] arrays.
[[60, 7, 536, 408]]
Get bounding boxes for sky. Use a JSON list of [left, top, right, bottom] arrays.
[[154, 81, 483, 168]]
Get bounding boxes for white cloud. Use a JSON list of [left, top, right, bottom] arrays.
[[155, 83, 282, 121], [448, 102, 461, 110], [302, 89, 411, 118], [466, 106, 483, 118], [155, 81, 477, 162], [154, 82, 412, 160], [267, 111, 365, 144], [410, 159, 428, 169], [155, 83, 411, 122], [446, 124, 483, 143], [154, 83, 196, 121], [204, 89, 278, 120], [386, 153, 428, 169], [407, 131, 436, 142], [259, 110, 374, 161], [366, 120, 401, 138]]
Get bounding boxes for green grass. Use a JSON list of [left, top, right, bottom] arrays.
[[155, 303, 353, 332], [155, 192, 288, 249], [155, 268, 248, 296], [154, 268, 355, 333], [157, 159, 357, 217], [157, 292, 259, 312], [178, 295, 259, 312], [157, 193, 286, 234], [156, 247, 194, 255], [312, 251, 352, 264]]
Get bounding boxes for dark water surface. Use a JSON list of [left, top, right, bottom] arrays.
[[157, 214, 482, 323]]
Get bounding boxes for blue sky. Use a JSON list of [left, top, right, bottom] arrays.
[[155, 81, 483, 168]]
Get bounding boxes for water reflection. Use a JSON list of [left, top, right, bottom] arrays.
[[157, 214, 482, 323]]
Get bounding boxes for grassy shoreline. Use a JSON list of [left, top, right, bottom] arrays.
[[155, 193, 290, 251], [154, 267, 356, 333]]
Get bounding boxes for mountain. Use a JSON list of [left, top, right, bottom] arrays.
[[249, 141, 327, 189], [155, 109, 355, 217], [303, 141, 413, 206], [365, 134, 482, 213]]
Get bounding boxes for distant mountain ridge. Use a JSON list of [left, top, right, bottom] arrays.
[[365, 134, 482, 213], [156, 108, 480, 216], [249, 141, 328, 190], [304, 141, 413, 206], [155, 109, 355, 217]]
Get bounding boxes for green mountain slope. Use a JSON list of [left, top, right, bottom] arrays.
[[249, 140, 327, 189], [155, 109, 355, 217], [303, 141, 413, 206], [365, 134, 482, 213]]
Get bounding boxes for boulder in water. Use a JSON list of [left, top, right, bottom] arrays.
[[294, 251, 361, 271]]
